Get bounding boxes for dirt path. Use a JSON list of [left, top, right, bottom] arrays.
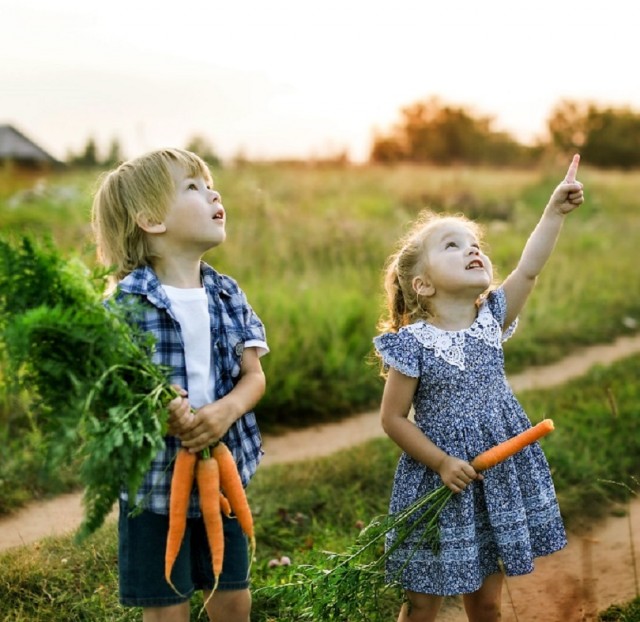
[[438, 497, 640, 621], [260, 333, 640, 466], [1, 333, 640, 620]]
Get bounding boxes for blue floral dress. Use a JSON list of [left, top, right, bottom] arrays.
[[373, 288, 567, 596]]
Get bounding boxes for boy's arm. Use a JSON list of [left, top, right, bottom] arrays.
[[180, 348, 266, 453], [502, 155, 584, 328]]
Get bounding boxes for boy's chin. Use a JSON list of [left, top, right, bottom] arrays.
[[206, 233, 227, 248]]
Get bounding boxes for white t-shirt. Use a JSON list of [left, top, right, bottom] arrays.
[[163, 285, 213, 409], [163, 284, 269, 409]]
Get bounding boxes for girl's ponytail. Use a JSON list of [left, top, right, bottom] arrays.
[[379, 256, 406, 333]]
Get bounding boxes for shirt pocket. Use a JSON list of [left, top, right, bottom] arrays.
[[225, 330, 245, 380]]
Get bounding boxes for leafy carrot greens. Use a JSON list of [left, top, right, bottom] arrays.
[[0, 236, 174, 540]]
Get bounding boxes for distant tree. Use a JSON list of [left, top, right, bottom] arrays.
[[403, 100, 489, 164], [80, 137, 99, 167], [484, 131, 540, 167], [185, 135, 221, 168], [547, 100, 589, 153], [369, 97, 531, 166], [103, 137, 124, 168], [548, 100, 640, 168], [67, 136, 100, 168], [582, 106, 640, 169], [369, 133, 405, 163]]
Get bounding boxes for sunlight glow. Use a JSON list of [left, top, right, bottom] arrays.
[[1, 0, 637, 162]]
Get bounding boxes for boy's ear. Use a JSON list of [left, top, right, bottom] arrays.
[[136, 213, 166, 234], [412, 276, 435, 297]]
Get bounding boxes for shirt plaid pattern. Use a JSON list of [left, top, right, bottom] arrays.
[[112, 263, 267, 517]]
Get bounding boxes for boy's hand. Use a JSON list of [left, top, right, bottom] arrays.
[[548, 154, 585, 214], [178, 348, 266, 453], [166, 385, 196, 437], [438, 455, 483, 494], [180, 401, 236, 453]]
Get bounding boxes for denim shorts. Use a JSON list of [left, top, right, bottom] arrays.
[[118, 500, 250, 607]]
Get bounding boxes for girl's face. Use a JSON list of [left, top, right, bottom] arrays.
[[161, 164, 226, 253], [420, 221, 493, 296]]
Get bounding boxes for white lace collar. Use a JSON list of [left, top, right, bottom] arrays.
[[404, 302, 503, 371]]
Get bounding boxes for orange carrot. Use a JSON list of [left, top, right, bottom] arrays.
[[471, 419, 555, 471], [197, 455, 225, 593], [165, 448, 197, 593], [219, 492, 232, 518], [212, 442, 255, 557]]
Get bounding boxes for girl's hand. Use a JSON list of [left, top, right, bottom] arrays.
[[438, 455, 483, 494], [166, 385, 196, 437], [548, 154, 585, 214]]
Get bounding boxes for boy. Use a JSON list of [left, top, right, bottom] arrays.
[[92, 148, 268, 622]]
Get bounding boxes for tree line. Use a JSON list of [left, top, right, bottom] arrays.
[[66, 98, 640, 169], [370, 98, 640, 168], [66, 135, 221, 169]]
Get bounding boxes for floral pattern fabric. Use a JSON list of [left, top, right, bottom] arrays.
[[373, 288, 567, 595]]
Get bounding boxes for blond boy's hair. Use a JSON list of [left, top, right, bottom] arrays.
[[91, 148, 212, 280], [378, 210, 486, 333]]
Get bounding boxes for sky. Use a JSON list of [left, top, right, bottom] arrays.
[[1, 0, 638, 163]]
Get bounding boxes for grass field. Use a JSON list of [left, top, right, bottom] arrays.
[[0, 161, 639, 619], [1, 161, 640, 509], [2, 161, 639, 429], [1, 354, 639, 620]]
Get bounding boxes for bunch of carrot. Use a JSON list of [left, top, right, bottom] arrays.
[[389, 418, 557, 557], [165, 442, 255, 596], [379, 418, 556, 553], [257, 419, 556, 619]]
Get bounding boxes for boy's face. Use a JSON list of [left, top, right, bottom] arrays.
[[161, 165, 226, 253]]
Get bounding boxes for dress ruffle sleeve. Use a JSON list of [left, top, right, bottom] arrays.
[[373, 329, 421, 378], [485, 287, 518, 342]]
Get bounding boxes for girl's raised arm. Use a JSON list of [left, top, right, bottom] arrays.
[[502, 155, 584, 328]]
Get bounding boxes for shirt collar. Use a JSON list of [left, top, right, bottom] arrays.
[[200, 262, 231, 297], [118, 262, 231, 306]]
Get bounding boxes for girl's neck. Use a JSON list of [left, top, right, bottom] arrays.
[[427, 298, 478, 331]]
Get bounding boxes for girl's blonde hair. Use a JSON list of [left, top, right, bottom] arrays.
[[377, 210, 486, 333], [91, 148, 212, 281]]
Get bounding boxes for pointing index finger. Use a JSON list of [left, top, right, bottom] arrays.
[[564, 154, 580, 183]]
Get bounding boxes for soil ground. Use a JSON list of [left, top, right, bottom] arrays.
[[1, 333, 640, 621]]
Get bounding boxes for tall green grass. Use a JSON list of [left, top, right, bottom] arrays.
[[3, 163, 639, 428], [209, 163, 640, 425], [1, 354, 639, 620], [1, 163, 639, 511]]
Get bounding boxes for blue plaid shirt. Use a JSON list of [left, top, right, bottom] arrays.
[[112, 263, 268, 517]]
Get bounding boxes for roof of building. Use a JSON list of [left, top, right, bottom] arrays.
[[0, 124, 59, 164]]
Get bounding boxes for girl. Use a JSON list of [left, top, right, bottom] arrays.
[[373, 156, 584, 622]]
